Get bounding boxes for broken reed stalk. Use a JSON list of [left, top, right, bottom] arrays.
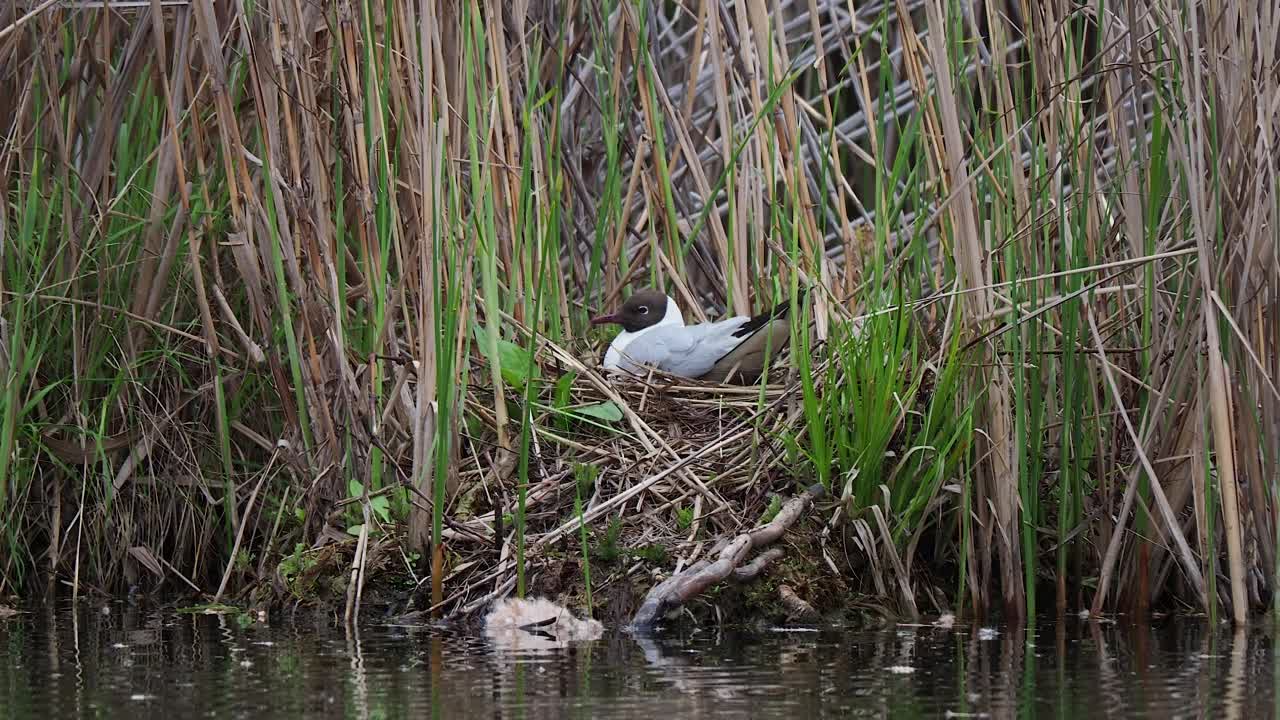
[[630, 483, 825, 631]]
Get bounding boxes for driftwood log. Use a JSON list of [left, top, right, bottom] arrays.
[[629, 483, 826, 631]]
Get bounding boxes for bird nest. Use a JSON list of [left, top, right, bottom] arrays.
[[549, 367, 801, 503], [438, 339, 815, 618]]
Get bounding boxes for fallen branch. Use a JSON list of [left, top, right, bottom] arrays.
[[731, 549, 784, 582], [778, 584, 818, 621], [629, 483, 826, 632]]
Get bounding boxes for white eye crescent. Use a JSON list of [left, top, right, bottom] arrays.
[[638, 306, 649, 314]]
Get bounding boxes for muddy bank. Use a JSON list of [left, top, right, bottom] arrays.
[[235, 501, 904, 632]]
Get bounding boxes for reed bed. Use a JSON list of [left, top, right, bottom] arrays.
[[0, 0, 1277, 624]]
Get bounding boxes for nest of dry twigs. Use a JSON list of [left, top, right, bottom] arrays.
[[431, 344, 818, 618]]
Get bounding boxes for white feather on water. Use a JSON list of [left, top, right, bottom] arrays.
[[484, 597, 603, 651]]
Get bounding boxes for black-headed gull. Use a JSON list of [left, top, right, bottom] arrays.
[[591, 288, 797, 382]]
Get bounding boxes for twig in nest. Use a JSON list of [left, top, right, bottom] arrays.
[[629, 483, 826, 632]]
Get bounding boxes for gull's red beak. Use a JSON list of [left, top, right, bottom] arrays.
[[590, 313, 620, 326]]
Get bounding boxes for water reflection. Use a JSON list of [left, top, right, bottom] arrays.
[[0, 607, 1275, 718]]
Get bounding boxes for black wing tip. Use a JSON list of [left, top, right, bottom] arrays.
[[731, 287, 807, 338]]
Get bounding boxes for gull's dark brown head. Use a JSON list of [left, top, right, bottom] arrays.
[[591, 288, 670, 333]]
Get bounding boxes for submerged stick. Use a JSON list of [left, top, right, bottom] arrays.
[[629, 483, 825, 632]]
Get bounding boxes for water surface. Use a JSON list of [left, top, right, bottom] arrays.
[[1, 606, 1275, 718]]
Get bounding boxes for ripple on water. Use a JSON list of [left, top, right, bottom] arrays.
[[0, 608, 1275, 719]]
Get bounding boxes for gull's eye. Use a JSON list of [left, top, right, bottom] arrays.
[[638, 306, 649, 314]]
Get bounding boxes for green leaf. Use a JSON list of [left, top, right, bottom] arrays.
[[370, 495, 391, 523], [572, 401, 622, 423], [554, 372, 576, 408], [472, 325, 539, 389], [553, 372, 577, 431], [347, 480, 391, 522]]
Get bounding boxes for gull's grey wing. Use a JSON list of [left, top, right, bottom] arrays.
[[701, 292, 802, 382], [699, 317, 791, 382], [613, 317, 751, 378]]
